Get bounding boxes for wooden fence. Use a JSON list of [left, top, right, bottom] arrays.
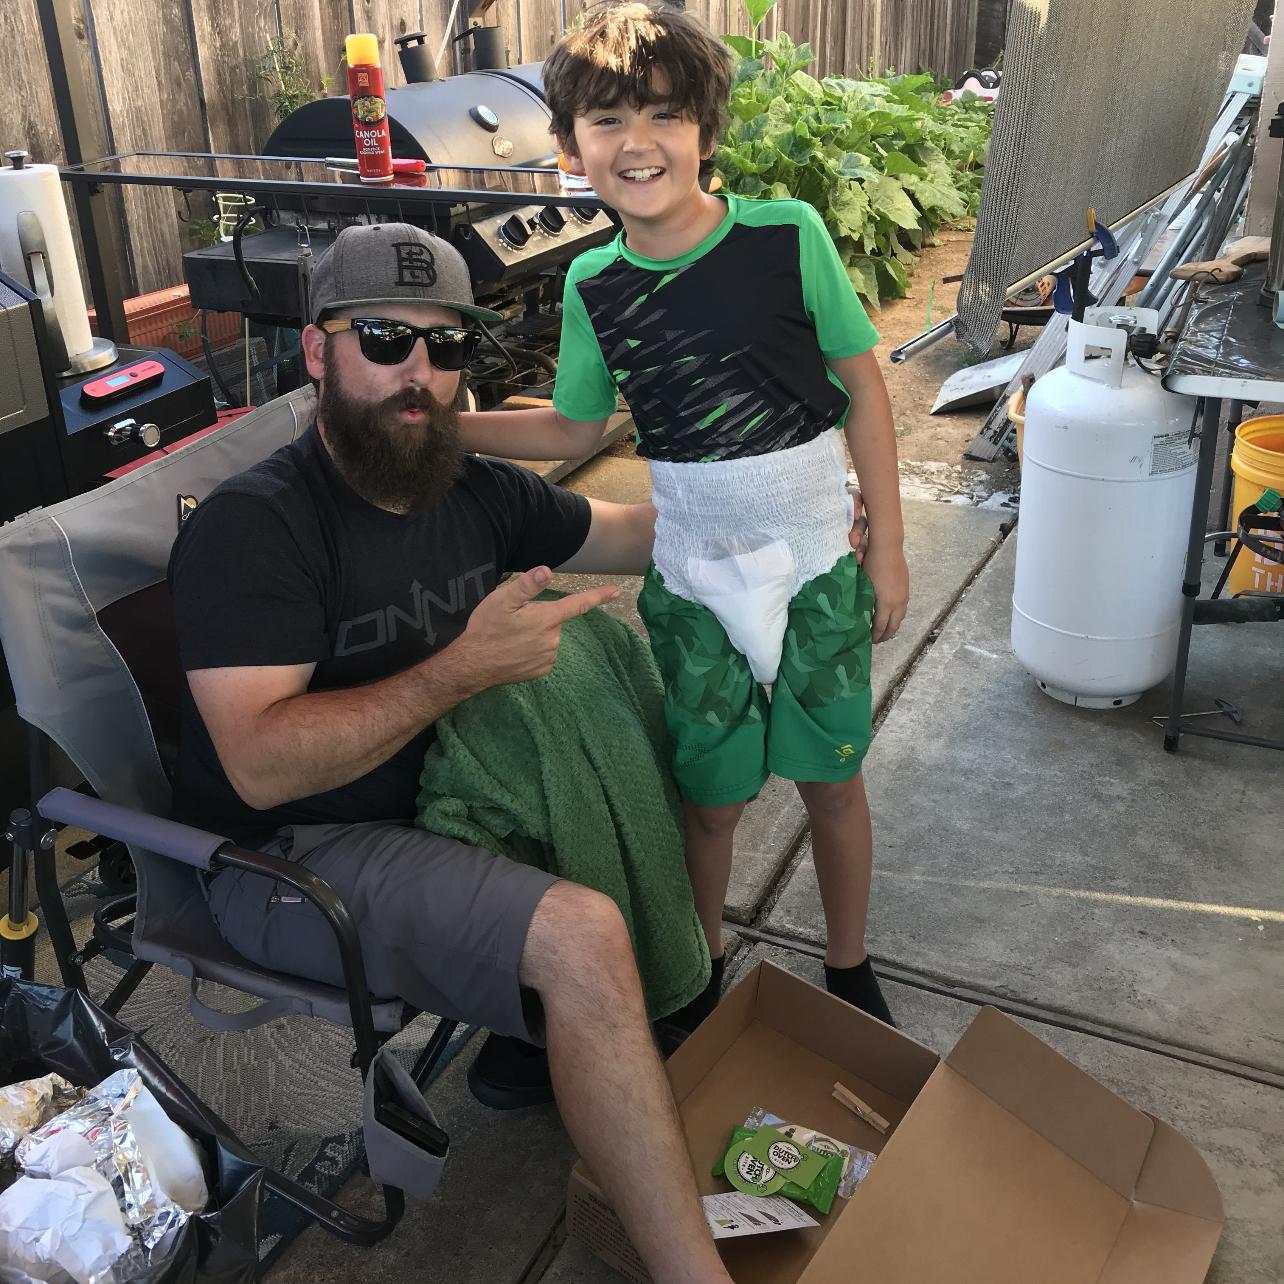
[[3, 0, 977, 299]]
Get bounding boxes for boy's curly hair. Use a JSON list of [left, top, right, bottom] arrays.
[[543, 3, 734, 157]]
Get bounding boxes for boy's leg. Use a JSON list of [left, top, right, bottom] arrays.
[[796, 774, 872, 967], [522, 882, 733, 1284], [638, 568, 767, 1032], [768, 555, 892, 1023], [682, 800, 746, 951]]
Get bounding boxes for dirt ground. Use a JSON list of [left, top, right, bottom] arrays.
[[604, 225, 1023, 504]]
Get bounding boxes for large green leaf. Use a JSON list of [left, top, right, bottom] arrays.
[[845, 255, 880, 306], [874, 255, 911, 298], [743, 0, 776, 33], [866, 175, 920, 229], [829, 183, 872, 238], [725, 34, 757, 57], [880, 150, 925, 178]]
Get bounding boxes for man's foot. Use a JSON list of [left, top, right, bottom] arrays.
[[825, 957, 896, 1027], [467, 1033, 554, 1109], [663, 954, 725, 1035]]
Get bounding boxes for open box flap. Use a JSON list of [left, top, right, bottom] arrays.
[[799, 1008, 1224, 1284], [945, 1006, 1154, 1199]]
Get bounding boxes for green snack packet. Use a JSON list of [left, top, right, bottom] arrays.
[[715, 1125, 844, 1215]]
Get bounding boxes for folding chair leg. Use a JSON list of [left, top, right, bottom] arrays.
[[100, 957, 153, 1016], [410, 1017, 459, 1090], [25, 728, 86, 992], [260, 1165, 406, 1247]]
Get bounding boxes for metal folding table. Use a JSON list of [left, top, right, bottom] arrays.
[[1161, 265, 1284, 753]]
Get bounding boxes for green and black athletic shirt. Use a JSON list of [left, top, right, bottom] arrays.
[[553, 194, 879, 464]]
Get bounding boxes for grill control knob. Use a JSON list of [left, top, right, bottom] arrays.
[[570, 206, 599, 224], [536, 206, 566, 236], [105, 418, 161, 448], [498, 214, 530, 250]]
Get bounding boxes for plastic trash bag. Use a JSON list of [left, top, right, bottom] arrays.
[[0, 978, 262, 1284]]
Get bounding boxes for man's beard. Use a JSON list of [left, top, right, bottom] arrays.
[[318, 351, 464, 512]]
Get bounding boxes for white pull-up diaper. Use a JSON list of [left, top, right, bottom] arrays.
[[650, 431, 853, 686], [686, 537, 797, 684]]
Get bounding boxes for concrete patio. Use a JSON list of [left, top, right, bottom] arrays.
[[260, 452, 1284, 1284]]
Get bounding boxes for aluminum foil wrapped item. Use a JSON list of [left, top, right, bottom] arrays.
[[0, 1073, 83, 1159], [0, 1165, 132, 1283], [15, 1068, 209, 1264]]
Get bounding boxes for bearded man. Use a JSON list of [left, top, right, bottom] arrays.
[[166, 223, 742, 1284]]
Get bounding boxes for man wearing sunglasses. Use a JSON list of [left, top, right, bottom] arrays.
[[167, 222, 740, 1284]]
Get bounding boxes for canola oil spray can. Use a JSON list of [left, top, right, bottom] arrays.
[[346, 33, 393, 182]]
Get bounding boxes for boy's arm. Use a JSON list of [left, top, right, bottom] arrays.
[[829, 350, 909, 643], [459, 405, 610, 462]]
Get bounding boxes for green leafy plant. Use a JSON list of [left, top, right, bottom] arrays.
[[183, 215, 223, 249], [258, 34, 332, 124], [716, 2, 992, 306]]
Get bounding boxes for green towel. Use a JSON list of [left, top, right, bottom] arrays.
[[415, 600, 710, 1019]]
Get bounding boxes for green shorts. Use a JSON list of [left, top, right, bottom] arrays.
[[638, 553, 875, 807]]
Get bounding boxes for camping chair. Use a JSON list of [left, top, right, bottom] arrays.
[[0, 386, 457, 1244]]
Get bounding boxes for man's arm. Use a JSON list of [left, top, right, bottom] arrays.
[[459, 405, 609, 463], [830, 350, 909, 642], [555, 497, 656, 575], [189, 569, 619, 811]]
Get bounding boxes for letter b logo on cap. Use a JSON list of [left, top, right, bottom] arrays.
[[394, 241, 437, 287]]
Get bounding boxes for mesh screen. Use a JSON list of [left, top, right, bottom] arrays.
[[957, 0, 1254, 353]]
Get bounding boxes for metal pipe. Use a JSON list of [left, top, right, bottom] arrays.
[[889, 181, 1183, 364], [1136, 141, 1244, 307]]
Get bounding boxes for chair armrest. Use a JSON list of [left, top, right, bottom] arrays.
[[216, 844, 383, 1073], [37, 788, 227, 870]]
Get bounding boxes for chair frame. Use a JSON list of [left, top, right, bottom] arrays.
[[13, 720, 460, 1247]]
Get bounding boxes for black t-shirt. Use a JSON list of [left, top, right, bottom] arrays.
[[168, 426, 590, 844]]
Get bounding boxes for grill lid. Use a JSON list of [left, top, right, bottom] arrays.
[[263, 71, 555, 171]]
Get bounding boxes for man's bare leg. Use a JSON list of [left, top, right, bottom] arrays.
[[521, 883, 733, 1284]]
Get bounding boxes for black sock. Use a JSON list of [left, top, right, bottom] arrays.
[[825, 958, 895, 1027], [665, 954, 725, 1034]]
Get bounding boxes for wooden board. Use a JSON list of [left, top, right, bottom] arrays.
[[89, 0, 208, 294], [190, 0, 278, 155], [277, 0, 350, 107]]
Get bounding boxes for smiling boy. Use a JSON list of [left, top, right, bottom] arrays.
[[460, 2, 909, 1030]]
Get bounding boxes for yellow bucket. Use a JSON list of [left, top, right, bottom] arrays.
[[1228, 415, 1284, 597]]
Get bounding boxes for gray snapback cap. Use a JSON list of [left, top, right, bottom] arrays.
[[310, 222, 502, 326]]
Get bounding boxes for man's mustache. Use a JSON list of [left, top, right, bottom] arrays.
[[383, 387, 445, 418]]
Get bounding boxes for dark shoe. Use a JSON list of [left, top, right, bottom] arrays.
[[467, 1033, 554, 1110], [663, 954, 726, 1036], [652, 1020, 691, 1060]]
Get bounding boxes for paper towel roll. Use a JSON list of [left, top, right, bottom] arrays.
[[0, 163, 94, 363]]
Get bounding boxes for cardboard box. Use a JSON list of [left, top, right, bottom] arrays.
[[566, 962, 1223, 1284]]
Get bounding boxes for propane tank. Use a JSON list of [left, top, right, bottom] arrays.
[[1011, 307, 1198, 707]]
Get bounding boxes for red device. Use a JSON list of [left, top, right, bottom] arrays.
[[80, 358, 165, 405]]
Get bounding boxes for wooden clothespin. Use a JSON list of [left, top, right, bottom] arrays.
[[831, 1082, 890, 1135]]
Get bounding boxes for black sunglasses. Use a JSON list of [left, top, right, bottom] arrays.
[[320, 316, 482, 370]]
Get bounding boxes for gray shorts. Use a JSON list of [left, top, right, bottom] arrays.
[[206, 821, 558, 1041]]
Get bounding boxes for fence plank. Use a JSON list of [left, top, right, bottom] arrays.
[[278, 0, 350, 104], [516, 0, 560, 64], [89, 0, 206, 293], [192, 0, 279, 155], [0, 0, 66, 166]]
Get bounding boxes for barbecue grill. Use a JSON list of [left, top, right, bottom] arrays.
[[179, 62, 613, 404]]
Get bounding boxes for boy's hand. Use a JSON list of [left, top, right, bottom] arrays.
[[862, 539, 909, 643], [848, 485, 868, 563]]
